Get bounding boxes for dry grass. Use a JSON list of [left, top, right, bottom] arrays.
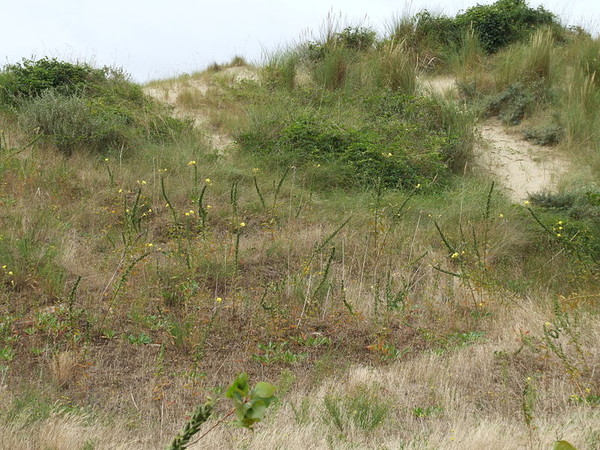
[[0, 36, 598, 449], [3, 296, 598, 449]]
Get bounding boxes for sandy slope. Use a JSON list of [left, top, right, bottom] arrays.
[[144, 66, 258, 152], [149, 71, 570, 202], [421, 77, 569, 201], [476, 119, 570, 201]]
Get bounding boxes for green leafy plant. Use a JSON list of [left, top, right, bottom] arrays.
[[252, 341, 308, 365], [456, 0, 557, 54], [225, 372, 277, 429], [0, 57, 105, 104], [168, 373, 276, 449], [553, 440, 578, 450]]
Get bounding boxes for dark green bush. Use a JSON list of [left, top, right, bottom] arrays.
[[410, 11, 462, 55], [17, 90, 130, 154], [524, 123, 563, 145], [456, 0, 557, 54], [239, 107, 448, 189], [17, 89, 190, 155], [366, 91, 475, 172], [0, 58, 106, 105], [1, 58, 190, 154], [300, 26, 377, 67], [335, 27, 377, 51], [383, 1, 558, 68]]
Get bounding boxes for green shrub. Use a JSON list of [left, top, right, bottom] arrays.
[[0, 58, 105, 105], [240, 106, 450, 189], [456, 0, 557, 54], [482, 82, 535, 125], [17, 89, 189, 154], [301, 26, 377, 64], [367, 91, 475, 172], [413, 11, 462, 52], [335, 26, 377, 51], [3, 58, 190, 154], [17, 90, 129, 154], [383, 1, 558, 68], [389, 10, 462, 63], [523, 123, 563, 145], [238, 85, 475, 189], [529, 189, 600, 271]]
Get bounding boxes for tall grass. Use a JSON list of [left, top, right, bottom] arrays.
[[0, 5, 599, 450], [378, 40, 417, 94], [449, 28, 486, 85], [264, 52, 298, 90], [495, 28, 557, 90]]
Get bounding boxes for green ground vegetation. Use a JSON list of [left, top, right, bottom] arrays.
[[0, 1, 598, 448]]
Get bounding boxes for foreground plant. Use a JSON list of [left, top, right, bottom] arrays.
[[168, 373, 277, 449]]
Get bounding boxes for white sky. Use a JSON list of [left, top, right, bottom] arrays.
[[2, 1, 599, 83]]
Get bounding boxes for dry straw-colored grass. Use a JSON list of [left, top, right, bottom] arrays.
[[1, 24, 599, 450]]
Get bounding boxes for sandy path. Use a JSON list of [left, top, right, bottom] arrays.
[[419, 76, 458, 97], [149, 71, 569, 201], [475, 119, 570, 201], [420, 76, 569, 202], [144, 66, 258, 152]]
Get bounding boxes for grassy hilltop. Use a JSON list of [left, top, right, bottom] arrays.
[[0, 1, 599, 448]]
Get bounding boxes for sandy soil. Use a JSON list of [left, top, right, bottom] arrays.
[[150, 71, 570, 202], [144, 66, 259, 152], [421, 76, 569, 201], [419, 76, 458, 97], [475, 118, 570, 201]]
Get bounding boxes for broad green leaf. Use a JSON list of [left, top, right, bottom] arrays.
[[226, 372, 250, 402], [553, 441, 577, 450], [246, 399, 267, 419], [252, 382, 276, 399]]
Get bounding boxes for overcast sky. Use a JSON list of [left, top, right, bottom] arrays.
[[2, 1, 599, 83]]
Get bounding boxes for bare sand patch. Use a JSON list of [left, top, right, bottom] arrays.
[[475, 118, 570, 201], [419, 76, 457, 97], [143, 66, 260, 152]]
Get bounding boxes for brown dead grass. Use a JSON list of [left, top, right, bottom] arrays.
[[0, 60, 597, 450], [3, 295, 599, 449]]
